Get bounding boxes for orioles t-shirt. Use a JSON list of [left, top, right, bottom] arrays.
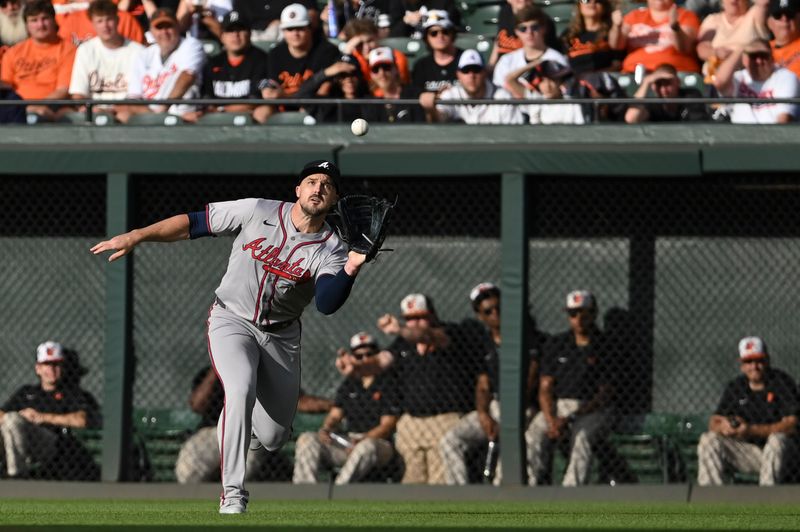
[[69, 37, 144, 99], [267, 39, 339, 95], [621, 7, 700, 73], [0, 37, 76, 99]]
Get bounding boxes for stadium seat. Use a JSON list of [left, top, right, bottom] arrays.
[[669, 413, 708, 483], [538, 1, 574, 34], [92, 111, 119, 126], [462, 2, 502, 36], [267, 110, 316, 125], [679, 72, 706, 95], [126, 113, 185, 126], [134, 408, 201, 482], [201, 39, 221, 56], [197, 112, 254, 126], [454, 33, 493, 61], [253, 40, 280, 54], [380, 37, 425, 66], [60, 111, 91, 125]]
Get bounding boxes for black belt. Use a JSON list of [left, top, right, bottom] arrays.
[[215, 298, 296, 333]]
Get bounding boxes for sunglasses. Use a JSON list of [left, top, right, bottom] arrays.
[[745, 51, 771, 60], [371, 63, 393, 73], [479, 305, 499, 317], [580, 0, 600, 4], [153, 22, 176, 30], [516, 23, 541, 33], [427, 29, 453, 38], [771, 9, 797, 18], [352, 350, 376, 360], [285, 26, 309, 32], [460, 65, 483, 74]]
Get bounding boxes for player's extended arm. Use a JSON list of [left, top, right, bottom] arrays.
[[20, 408, 87, 429], [743, 415, 797, 439], [90, 214, 191, 262], [315, 252, 367, 315]]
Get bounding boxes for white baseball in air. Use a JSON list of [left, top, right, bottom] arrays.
[[351, 118, 369, 136]]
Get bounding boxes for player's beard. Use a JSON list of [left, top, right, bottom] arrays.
[[300, 196, 329, 218]]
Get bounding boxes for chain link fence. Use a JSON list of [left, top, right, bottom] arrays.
[[2, 171, 800, 487]]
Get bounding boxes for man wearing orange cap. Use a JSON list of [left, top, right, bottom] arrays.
[[0, 341, 100, 480], [697, 336, 799, 486]]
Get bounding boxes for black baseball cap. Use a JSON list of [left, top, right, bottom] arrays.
[[298, 160, 340, 191], [221, 10, 250, 32], [770, 0, 800, 17]]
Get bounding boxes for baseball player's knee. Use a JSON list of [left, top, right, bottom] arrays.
[[1, 411, 24, 429], [295, 432, 319, 452], [261, 427, 291, 452], [438, 429, 462, 455], [764, 432, 790, 454]]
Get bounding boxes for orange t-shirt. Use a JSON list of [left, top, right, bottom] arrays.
[[622, 7, 700, 73], [56, 8, 145, 46], [772, 38, 800, 80], [0, 37, 76, 99]]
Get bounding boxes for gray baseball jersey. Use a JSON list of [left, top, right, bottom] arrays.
[[209, 198, 348, 324], [205, 198, 347, 507]]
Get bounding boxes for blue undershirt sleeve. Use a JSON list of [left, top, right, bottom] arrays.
[[315, 268, 356, 315], [188, 211, 213, 239]]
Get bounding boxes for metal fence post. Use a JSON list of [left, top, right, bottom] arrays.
[[499, 172, 529, 486], [101, 173, 134, 481]]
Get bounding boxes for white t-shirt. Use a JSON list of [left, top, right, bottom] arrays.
[[69, 37, 145, 100], [436, 81, 524, 124], [127, 36, 205, 114], [730, 67, 800, 124], [492, 47, 569, 90], [523, 89, 585, 125]]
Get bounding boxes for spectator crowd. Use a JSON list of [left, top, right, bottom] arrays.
[[1, 0, 800, 124]]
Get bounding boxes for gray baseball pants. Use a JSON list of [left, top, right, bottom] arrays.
[[292, 432, 395, 484], [207, 302, 300, 505], [697, 431, 798, 486], [526, 398, 609, 486], [174, 426, 269, 483]]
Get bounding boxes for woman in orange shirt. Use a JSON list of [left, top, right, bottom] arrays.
[[610, 0, 700, 73]]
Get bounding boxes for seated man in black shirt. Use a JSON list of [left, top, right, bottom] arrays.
[[175, 365, 333, 483], [440, 283, 547, 485], [293, 332, 401, 484], [526, 290, 614, 486], [376, 293, 484, 484], [201, 11, 272, 123], [263, 3, 340, 114], [0, 341, 101, 480], [697, 336, 799, 486], [624, 63, 711, 123]]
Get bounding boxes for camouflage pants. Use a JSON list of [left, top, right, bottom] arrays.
[[697, 431, 798, 486], [292, 432, 394, 485], [175, 426, 268, 483], [525, 398, 609, 486], [0, 411, 59, 478]]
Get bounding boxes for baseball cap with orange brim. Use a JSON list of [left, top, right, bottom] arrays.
[[738, 336, 769, 362], [151, 7, 178, 28]]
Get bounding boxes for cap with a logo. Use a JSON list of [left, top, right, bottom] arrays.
[[458, 49, 484, 71], [368, 46, 395, 67], [350, 332, 377, 350], [770, 0, 800, 17], [738, 336, 768, 361], [280, 3, 310, 30], [150, 7, 178, 27], [423, 9, 454, 30], [297, 160, 340, 191], [37, 341, 64, 364], [401, 293, 433, 318], [469, 282, 499, 304], [565, 290, 595, 310], [221, 10, 250, 32]]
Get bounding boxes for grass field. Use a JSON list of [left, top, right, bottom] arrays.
[[0, 500, 799, 531]]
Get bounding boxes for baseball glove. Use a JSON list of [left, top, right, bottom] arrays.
[[335, 195, 395, 262]]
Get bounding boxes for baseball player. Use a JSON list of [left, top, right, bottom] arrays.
[[91, 160, 368, 514]]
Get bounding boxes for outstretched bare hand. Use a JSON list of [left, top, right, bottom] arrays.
[[90, 231, 139, 262]]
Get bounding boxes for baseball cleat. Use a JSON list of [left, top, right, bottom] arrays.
[[219, 500, 247, 514]]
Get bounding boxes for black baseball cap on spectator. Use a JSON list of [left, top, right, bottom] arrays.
[[221, 11, 250, 32], [770, 0, 800, 17], [298, 160, 340, 191]]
